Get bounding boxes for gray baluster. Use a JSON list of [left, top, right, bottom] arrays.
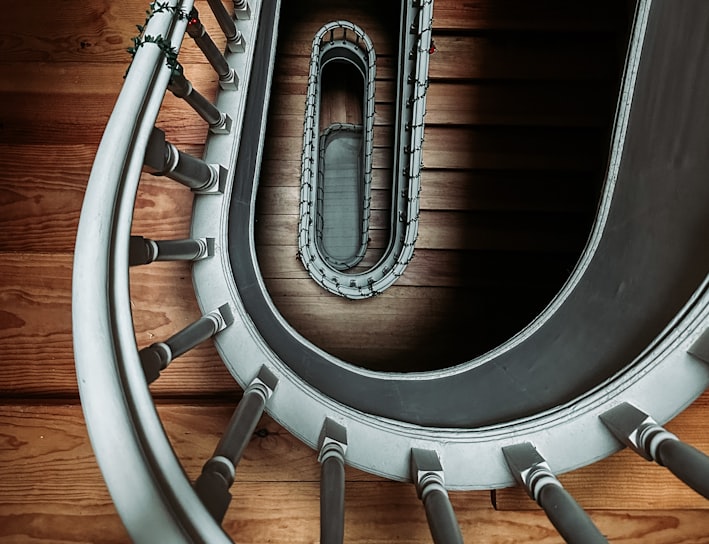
[[139, 304, 233, 383], [194, 366, 278, 522], [186, 8, 238, 90], [168, 70, 232, 133], [319, 419, 347, 544], [129, 236, 214, 266], [206, 0, 246, 53], [502, 443, 608, 544], [232, 0, 251, 20], [410, 448, 463, 544], [144, 127, 225, 193], [600, 402, 709, 499]]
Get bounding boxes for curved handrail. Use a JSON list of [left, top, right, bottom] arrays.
[[297, 4, 434, 298], [72, 0, 240, 541]]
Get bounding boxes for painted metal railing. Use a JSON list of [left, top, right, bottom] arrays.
[[72, 0, 272, 541], [73, 0, 709, 542], [298, 0, 435, 298]]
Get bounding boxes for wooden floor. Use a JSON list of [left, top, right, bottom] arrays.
[[1, 0, 708, 542]]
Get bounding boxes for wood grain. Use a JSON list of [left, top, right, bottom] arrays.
[[0, 145, 202, 253], [1, 403, 708, 543], [0, 253, 235, 397]]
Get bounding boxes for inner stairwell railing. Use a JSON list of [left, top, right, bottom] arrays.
[[298, 1, 434, 298]]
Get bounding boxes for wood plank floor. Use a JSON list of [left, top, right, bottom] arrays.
[[1, 0, 708, 542]]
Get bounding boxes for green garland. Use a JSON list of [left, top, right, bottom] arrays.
[[125, 1, 190, 77]]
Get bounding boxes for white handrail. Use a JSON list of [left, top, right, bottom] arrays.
[[72, 1, 232, 541]]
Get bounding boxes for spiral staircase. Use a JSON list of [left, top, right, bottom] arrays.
[[72, 0, 709, 542]]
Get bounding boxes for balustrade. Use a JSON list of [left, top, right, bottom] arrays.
[[410, 449, 463, 544], [601, 402, 709, 499], [139, 304, 233, 383], [194, 367, 278, 522], [503, 443, 608, 544], [73, 0, 709, 541]]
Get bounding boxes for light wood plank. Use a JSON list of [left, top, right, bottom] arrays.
[[256, 171, 600, 214], [2, 501, 706, 544], [0, 253, 235, 397], [0, 145, 202, 253], [1, 403, 708, 543], [0, 88, 211, 146], [262, 281, 571, 372], [258, 247, 578, 288], [0, 0, 226, 64], [432, 0, 629, 32], [428, 34, 621, 80], [422, 126, 607, 171]]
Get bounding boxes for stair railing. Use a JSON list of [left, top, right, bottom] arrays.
[[72, 0, 270, 541], [298, 0, 435, 298], [73, 0, 709, 542]]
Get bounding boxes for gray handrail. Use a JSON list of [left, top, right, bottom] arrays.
[[72, 0, 267, 541]]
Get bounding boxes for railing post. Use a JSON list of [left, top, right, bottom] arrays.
[[168, 70, 232, 133], [194, 366, 278, 522], [231, 0, 251, 20], [139, 304, 233, 383], [206, 0, 246, 53], [319, 419, 347, 544], [186, 8, 238, 90], [129, 236, 214, 266], [502, 443, 608, 544], [144, 127, 225, 193], [600, 402, 709, 499], [410, 448, 464, 544]]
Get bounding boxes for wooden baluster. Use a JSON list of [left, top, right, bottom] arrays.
[[139, 304, 233, 383], [186, 8, 238, 90], [503, 443, 608, 544], [231, 0, 251, 20], [601, 402, 709, 499], [411, 448, 464, 544], [319, 419, 347, 544], [168, 70, 232, 133], [194, 367, 278, 522], [129, 236, 214, 266], [143, 127, 225, 193], [206, 0, 246, 52]]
